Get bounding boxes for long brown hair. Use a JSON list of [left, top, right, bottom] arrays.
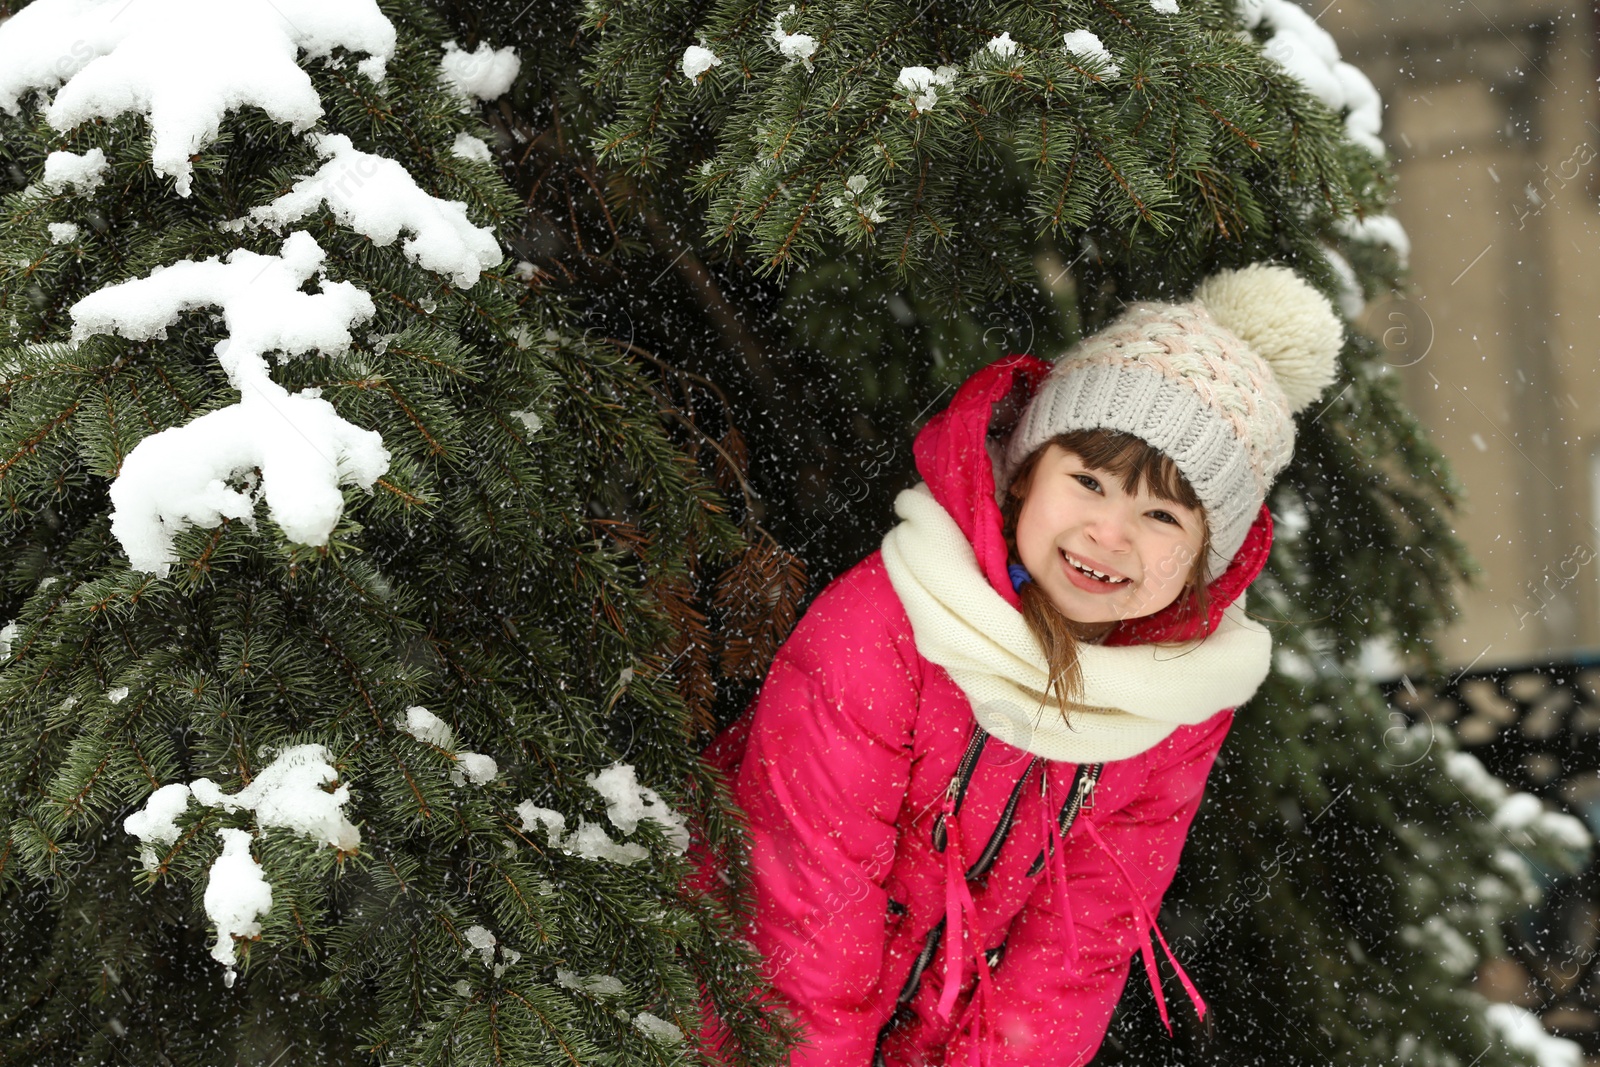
[[999, 429, 1212, 721]]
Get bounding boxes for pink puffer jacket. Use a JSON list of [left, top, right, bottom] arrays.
[[703, 354, 1272, 1066]]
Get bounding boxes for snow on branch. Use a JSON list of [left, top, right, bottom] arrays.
[[1062, 30, 1119, 78], [438, 40, 521, 101], [586, 762, 689, 854], [896, 66, 958, 113], [41, 148, 107, 195], [1238, 0, 1384, 156], [513, 762, 689, 867], [69, 231, 387, 574], [0, 0, 396, 196], [205, 829, 272, 983], [107, 389, 388, 574], [191, 744, 362, 852], [233, 133, 502, 288], [125, 745, 360, 983], [399, 705, 499, 786], [125, 744, 362, 858], [71, 230, 371, 387]]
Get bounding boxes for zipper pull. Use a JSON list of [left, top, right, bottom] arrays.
[[1079, 764, 1100, 814]]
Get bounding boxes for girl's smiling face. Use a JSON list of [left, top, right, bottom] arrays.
[[1013, 443, 1206, 624]]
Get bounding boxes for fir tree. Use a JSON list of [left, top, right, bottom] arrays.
[[0, 1, 795, 1065], [522, 0, 1588, 1062]]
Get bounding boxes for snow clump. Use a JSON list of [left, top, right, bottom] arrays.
[[48, 222, 79, 244], [69, 230, 387, 573], [1399, 914, 1477, 976], [1484, 1002, 1584, 1067], [69, 230, 371, 382], [463, 924, 522, 976], [235, 133, 501, 288], [556, 969, 627, 997], [511, 409, 543, 437], [205, 828, 273, 982], [399, 705, 499, 786], [1336, 213, 1410, 268], [985, 33, 1019, 59], [1321, 246, 1363, 319], [769, 6, 818, 70], [401, 705, 455, 749], [189, 744, 362, 852], [105, 390, 387, 574], [463, 924, 497, 964], [633, 1013, 685, 1044], [454, 752, 499, 787], [585, 762, 690, 854], [513, 763, 687, 866], [1445, 750, 1592, 850], [0, 0, 396, 196], [1151, 0, 1179, 12], [450, 132, 493, 163], [681, 44, 722, 80], [896, 66, 958, 112], [1062, 30, 1119, 78], [1238, 0, 1384, 155], [41, 149, 106, 195], [122, 782, 195, 869], [0, 620, 19, 657], [563, 819, 650, 865], [516, 801, 568, 845], [438, 40, 521, 101]]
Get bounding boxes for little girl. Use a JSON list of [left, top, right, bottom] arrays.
[[703, 264, 1343, 1066]]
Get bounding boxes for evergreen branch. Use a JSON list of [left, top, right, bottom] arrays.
[[1193, 94, 1261, 150], [0, 401, 80, 480]]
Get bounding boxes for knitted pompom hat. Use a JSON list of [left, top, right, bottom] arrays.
[[1002, 263, 1344, 580]]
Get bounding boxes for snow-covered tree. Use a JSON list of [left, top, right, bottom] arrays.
[[0, 2, 794, 1065]]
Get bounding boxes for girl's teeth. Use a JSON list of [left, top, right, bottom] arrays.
[[1064, 552, 1127, 584]]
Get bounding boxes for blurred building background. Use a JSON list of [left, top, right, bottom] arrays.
[[1326, 0, 1600, 668], [1322, 1, 1600, 1058]]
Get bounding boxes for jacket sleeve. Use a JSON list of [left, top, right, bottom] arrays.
[[729, 564, 921, 1067], [949, 709, 1235, 1067]]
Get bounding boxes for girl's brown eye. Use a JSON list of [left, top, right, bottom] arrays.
[[1074, 474, 1101, 492], [1150, 510, 1180, 526]]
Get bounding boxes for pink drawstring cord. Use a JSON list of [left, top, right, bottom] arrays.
[[1037, 771, 1082, 969], [1080, 820, 1207, 1033], [937, 794, 996, 1065]]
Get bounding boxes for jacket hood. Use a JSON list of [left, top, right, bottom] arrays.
[[911, 354, 1273, 644]]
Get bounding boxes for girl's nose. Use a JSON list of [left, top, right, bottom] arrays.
[[1086, 510, 1134, 553]]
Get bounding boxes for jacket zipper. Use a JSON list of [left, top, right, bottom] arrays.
[[876, 914, 1008, 1060], [873, 919, 947, 1066], [1027, 761, 1104, 877], [931, 726, 988, 852], [897, 918, 945, 1006], [964, 756, 1039, 882], [876, 752, 1094, 1061]]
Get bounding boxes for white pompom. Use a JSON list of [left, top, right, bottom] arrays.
[[1192, 264, 1343, 413]]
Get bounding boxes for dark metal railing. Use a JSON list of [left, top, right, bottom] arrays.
[[1387, 659, 1600, 1053]]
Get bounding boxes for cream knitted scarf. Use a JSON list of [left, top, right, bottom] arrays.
[[880, 483, 1273, 762]]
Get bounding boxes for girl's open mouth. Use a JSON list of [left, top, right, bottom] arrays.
[[1062, 550, 1130, 592]]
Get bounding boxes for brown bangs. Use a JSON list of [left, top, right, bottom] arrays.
[[1048, 429, 1201, 510]]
